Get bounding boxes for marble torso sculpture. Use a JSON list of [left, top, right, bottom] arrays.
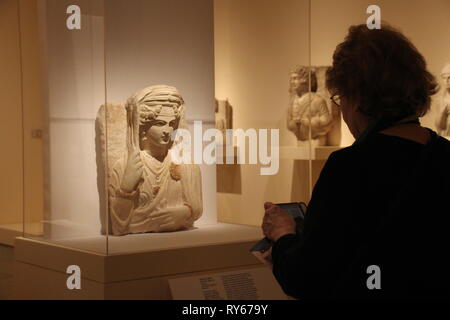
[[104, 85, 203, 236], [287, 66, 339, 145], [436, 63, 450, 137]]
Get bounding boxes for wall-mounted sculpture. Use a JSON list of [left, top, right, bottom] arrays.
[[97, 85, 203, 236], [287, 66, 340, 146], [436, 63, 450, 137], [215, 99, 233, 134], [215, 99, 233, 145]]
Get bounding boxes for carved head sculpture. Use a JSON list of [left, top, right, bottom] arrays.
[[125, 85, 184, 152], [441, 63, 450, 92], [289, 66, 318, 96]]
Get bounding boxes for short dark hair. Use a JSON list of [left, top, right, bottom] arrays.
[[326, 24, 438, 120]]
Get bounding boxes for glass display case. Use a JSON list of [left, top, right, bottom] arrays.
[[10, 0, 312, 257], [32, 0, 108, 253], [15, 0, 222, 255], [11, 0, 270, 300]]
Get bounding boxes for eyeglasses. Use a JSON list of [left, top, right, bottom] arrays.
[[330, 94, 341, 107]]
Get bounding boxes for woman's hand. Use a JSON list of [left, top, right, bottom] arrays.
[[262, 202, 296, 242], [150, 205, 191, 232]]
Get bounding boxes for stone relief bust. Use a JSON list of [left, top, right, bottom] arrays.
[[436, 63, 450, 137], [97, 85, 203, 236], [287, 66, 340, 146]]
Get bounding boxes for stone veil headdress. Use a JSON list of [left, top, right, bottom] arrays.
[[124, 85, 186, 151]]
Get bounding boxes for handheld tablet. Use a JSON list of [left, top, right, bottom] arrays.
[[250, 202, 307, 253], [276, 202, 306, 220]]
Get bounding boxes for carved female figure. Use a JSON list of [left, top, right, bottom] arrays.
[[108, 85, 203, 235], [287, 66, 336, 143], [436, 63, 450, 137]]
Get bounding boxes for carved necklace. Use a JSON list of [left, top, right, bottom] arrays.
[[141, 152, 181, 197]]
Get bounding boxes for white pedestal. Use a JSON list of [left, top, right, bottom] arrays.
[[13, 223, 272, 300]]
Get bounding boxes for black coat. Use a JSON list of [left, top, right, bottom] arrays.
[[272, 131, 450, 299]]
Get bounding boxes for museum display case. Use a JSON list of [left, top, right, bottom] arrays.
[[11, 0, 312, 253], [5, 0, 449, 299], [12, 0, 227, 255], [12, 0, 278, 300]]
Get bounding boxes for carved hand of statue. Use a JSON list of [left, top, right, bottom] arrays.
[[120, 149, 144, 193], [292, 116, 302, 124], [150, 205, 191, 232]]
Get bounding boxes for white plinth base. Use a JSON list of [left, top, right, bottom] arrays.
[[13, 223, 273, 300]]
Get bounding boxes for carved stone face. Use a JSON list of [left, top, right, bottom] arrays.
[[442, 74, 450, 91], [442, 64, 450, 92], [140, 106, 178, 150], [290, 72, 308, 96]]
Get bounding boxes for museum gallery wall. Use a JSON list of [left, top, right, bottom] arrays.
[[0, 1, 24, 234]]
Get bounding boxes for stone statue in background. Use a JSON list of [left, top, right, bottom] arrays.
[[287, 66, 340, 146], [215, 99, 233, 135], [436, 63, 450, 137], [98, 85, 203, 236]]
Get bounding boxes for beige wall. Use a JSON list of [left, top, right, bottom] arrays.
[[0, 0, 44, 229], [215, 0, 313, 227], [0, 0, 23, 225], [215, 0, 450, 227]]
